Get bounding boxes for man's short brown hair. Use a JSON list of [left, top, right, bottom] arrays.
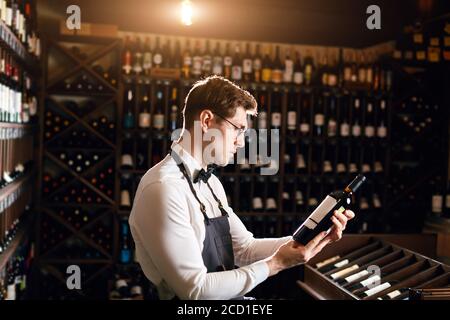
[[181, 75, 257, 129]]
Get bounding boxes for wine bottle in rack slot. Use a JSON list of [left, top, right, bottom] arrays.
[[261, 46, 272, 83], [323, 144, 334, 175], [299, 94, 311, 137], [120, 177, 132, 210], [257, 93, 267, 130], [136, 135, 148, 170], [142, 36, 152, 75], [293, 174, 366, 245], [242, 43, 253, 82], [138, 92, 151, 129], [152, 91, 165, 131], [327, 96, 337, 137], [283, 48, 293, 83], [253, 44, 262, 83], [293, 51, 304, 85], [181, 39, 192, 79], [223, 43, 232, 80], [311, 144, 322, 175], [212, 42, 223, 76], [283, 177, 295, 212], [376, 99, 388, 139], [295, 181, 306, 213], [122, 36, 132, 75], [152, 36, 163, 69], [286, 91, 297, 133], [119, 218, 132, 264], [231, 43, 242, 81], [191, 40, 202, 79], [202, 40, 212, 76], [314, 94, 325, 137], [270, 92, 281, 130], [303, 50, 314, 86], [339, 95, 351, 138], [252, 177, 265, 212], [285, 137, 296, 174], [296, 144, 307, 174], [266, 178, 278, 213], [271, 46, 283, 84], [123, 88, 135, 129], [168, 87, 179, 134], [349, 143, 359, 174], [132, 37, 143, 75], [364, 101, 375, 139], [351, 97, 362, 138]]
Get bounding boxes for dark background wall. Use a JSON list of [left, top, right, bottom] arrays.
[[38, 0, 450, 47]]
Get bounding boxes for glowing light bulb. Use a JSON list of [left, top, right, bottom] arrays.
[[180, 0, 193, 26]]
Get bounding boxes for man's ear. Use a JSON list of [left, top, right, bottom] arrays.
[[199, 109, 214, 133]]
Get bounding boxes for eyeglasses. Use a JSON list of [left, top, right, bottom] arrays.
[[212, 112, 246, 138]]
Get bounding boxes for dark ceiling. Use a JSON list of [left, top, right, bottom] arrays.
[[38, 0, 449, 48]]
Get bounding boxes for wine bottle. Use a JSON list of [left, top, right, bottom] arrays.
[[270, 92, 281, 130], [142, 36, 152, 75], [253, 44, 262, 83], [242, 43, 253, 82], [168, 87, 178, 133], [181, 39, 192, 79], [123, 88, 135, 129], [138, 93, 151, 129], [314, 94, 325, 137], [132, 37, 143, 75], [303, 50, 314, 86], [231, 43, 242, 81], [257, 93, 267, 130], [152, 36, 163, 68], [293, 174, 366, 245], [271, 45, 283, 84], [293, 51, 304, 85], [192, 40, 203, 79], [261, 46, 272, 83], [299, 95, 311, 136], [287, 92, 297, 132], [202, 40, 212, 76], [212, 42, 223, 76], [153, 91, 165, 131], [283, 48, 294, 83], [223, 43, 232, 79], [122, 36, 132, 75], [351, 97, 361, 138], [327, 97, 337, 137]]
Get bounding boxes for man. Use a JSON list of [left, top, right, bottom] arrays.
[[129, 75, 354, 300]]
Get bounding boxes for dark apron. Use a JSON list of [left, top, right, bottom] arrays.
[[170, 151, 248, 300]]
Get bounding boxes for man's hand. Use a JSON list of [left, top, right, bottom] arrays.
[[266, 210, 355, 276]]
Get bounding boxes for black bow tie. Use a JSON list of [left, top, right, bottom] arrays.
[[194, 165, 218, 183]]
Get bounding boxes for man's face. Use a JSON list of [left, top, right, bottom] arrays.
[[206, 106, 248, 166]]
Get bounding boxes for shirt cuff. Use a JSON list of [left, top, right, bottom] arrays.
[[249, 259, 270, 285]]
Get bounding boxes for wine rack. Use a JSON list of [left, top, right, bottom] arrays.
[[37, 35, 121, 299], [297, 234, 450, 300]]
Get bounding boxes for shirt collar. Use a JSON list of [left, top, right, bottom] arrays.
[[170, 141, 203, 182]]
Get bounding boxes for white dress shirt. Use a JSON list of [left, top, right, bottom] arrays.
[[129, 142, 291, 300]]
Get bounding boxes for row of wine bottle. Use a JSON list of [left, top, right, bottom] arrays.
[[0, 234, 34, 300], [0, 182, 32, 254], [313, 239, 449, 300], [122, 35, 393, 91], [0, 0, 41, 58], [0, 134, 33, 188]]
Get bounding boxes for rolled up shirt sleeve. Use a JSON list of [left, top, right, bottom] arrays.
[[129, 180, 271, 300]]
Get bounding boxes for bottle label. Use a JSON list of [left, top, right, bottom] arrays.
[[328, 120, 337, 136], [139, 113, 151, 128], [432, 195, 443, 214], [252, 197, 263, 210], [192, 57, 202, 75], [334, 259, 349, 268], [300, 123, 310, 134], [377, 125, 387, 138], [212, 57, 223, 75], [262, 68, 272, 82], [183, 55, 192, 66], [344, 270, 369, 283], [330, 264, 359, 279], [143, 53, 152, 70], [299, 195, 338, 230], [365, 126, 375, 137], [253, 58, 262, 70], [271, 112, 281, 127], [224, 56, 232, 66], [293, 71, 304, 84], [315, 114, 325, 126], [316, 255, 340, 269], [232, 66, 242, 80], [243, 59, 253, 73], [361, 275, 381, 287], [387, 290, 402, 299], [352, 124, 361, 137], [364, 282, 391, 297], [287, 111, 297, 129], [296, 154, 306, 169], [328, 74, 337, 87], [258, 112, 267, 129], [340, 123, 350, 137], [271, 69, 283, 83], [153, 53, 162, 66], [344, 67, 352, 82], [202, 57, 212, 72], [153, 114, 165, 130]]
